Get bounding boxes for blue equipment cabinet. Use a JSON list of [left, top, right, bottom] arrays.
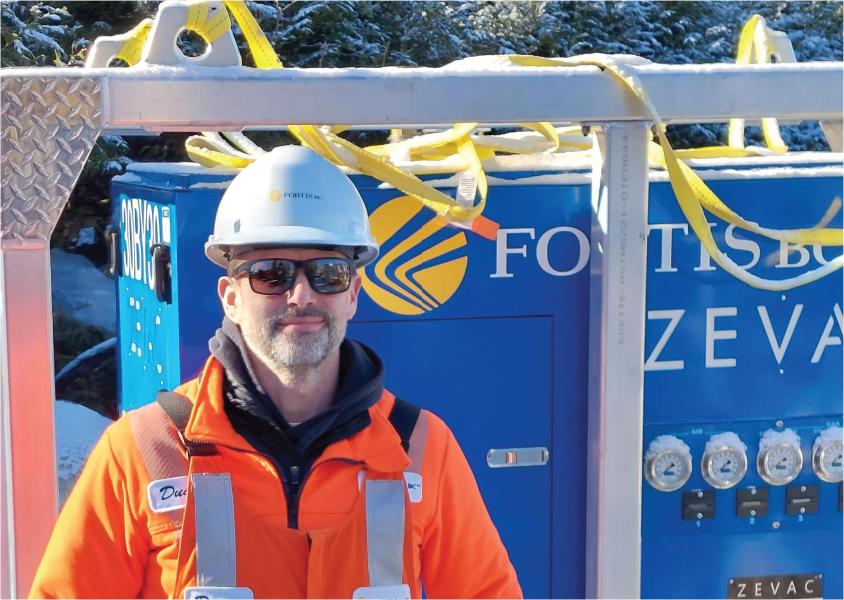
[[641, 165, 843, 599], [112, 157, 842, 599], [113, 163, 594, 598]]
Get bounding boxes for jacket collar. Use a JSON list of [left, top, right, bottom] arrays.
[[181, 357, 410, 472]]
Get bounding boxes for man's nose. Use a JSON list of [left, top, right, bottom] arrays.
[[285, 269, 316, 306]]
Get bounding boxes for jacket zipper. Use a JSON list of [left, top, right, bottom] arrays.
[[289, 457, 363, 529], [190, 439, 362, 530]]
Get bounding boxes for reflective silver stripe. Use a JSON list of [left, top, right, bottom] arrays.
[[365, 480, 405, 587], [407, 411, 428, 474], [193, 474, 236, 587]]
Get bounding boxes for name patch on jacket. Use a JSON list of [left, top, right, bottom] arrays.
[[148, 476, 188, 513]]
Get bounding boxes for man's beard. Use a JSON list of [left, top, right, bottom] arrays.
[[241, 306, 344, 375]]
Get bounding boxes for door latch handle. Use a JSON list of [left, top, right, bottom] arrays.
[[487, 447, 550, 468]]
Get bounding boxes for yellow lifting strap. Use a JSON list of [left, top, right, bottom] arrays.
[[112, 4, 841, 289], [111, 18, 154, 66], [217, 0, 499, 240], [185, 0, 232, 45], [728, 15, 789, 153], [504, 53, 841, 291]]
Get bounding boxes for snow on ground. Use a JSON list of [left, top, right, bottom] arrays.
[[55, 400, 111, 506], [50, 248, 116, 334], [51, 249, 117, 503]]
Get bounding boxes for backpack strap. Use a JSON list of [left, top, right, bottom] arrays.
[[155, 390, 192, 430], [156, 390, 217, 456], [388, 396, 420, 453], [388, 396, 428, 474]]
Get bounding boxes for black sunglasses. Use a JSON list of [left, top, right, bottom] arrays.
[[229, 257, 354, 295]]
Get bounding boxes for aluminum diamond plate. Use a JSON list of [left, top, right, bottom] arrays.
[[1, 76, 102, 242]]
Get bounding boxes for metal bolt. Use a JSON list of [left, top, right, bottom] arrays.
[[800, 507, 806, 514], [751, 488, 757, 495], [801, 486, 806, 492], [775, 420, 784, 428], [772, 520, 781, 529], [696, 512, 703, 520], [750, 509, 757, 516], [697, 491, 704, 498]]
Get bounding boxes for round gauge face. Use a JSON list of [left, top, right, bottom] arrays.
[[814, 441, 844, 483], [703, 447, 747, 489], [646, 450, 691, 492], [759, 444, 803, 485]]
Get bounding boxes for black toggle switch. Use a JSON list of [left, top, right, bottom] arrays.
[[682, 489, 715, 520], [786, 484, 819, 515], [736, 486, 768, 517]]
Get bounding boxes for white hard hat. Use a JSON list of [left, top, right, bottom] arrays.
[[205, 146, 379, 268]]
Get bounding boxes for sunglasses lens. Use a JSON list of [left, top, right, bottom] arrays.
[[306, 258, 352, 294], [248, 260, 296, 295]]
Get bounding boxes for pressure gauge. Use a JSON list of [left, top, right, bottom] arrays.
[[757, 429, 803, 486], [701, 432, 748, 489], [644, 435, 692, 492], [813, 427, 843, 483]]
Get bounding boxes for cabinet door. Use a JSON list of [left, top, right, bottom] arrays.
[[349, 316, 552, 598]]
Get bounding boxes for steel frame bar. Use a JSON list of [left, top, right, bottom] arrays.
[[1, 60, 842, 597], [586, 123, 651, 598], [0, 244, 58, 598], [3, 62, 842, 131]]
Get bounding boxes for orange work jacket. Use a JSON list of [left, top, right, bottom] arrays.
[[30, 357, 522, 598]]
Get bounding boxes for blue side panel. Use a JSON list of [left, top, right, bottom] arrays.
[[641, 173, 844, 599], [172, 188, 228, 381], [111, 188, 182, 410], [112, 164, 234, 410], [644, 176, 843, 423]]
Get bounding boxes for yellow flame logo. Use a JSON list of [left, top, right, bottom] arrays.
[[362, 196, 468, 315]]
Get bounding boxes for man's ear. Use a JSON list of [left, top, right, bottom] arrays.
[[218, 276, 241, 323], [346, 274, 363, 320]]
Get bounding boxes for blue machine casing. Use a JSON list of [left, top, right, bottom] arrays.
[[641, 169, 843, 599], [112, 157, 842, 599]]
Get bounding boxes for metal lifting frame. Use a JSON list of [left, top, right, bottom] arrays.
[[2, 61, 843, 598]]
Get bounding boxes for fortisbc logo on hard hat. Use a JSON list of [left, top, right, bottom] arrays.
[[361, 196, 468, 315], [273, 192, 325, 201]]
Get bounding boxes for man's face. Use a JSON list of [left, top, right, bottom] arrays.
[[218, 247, 362, 373]]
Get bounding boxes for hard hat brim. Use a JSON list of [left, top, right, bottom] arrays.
[[205, 225, 379, 268]]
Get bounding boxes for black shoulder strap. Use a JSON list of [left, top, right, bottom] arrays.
[[388, 396, 421, 453], [156, 391, 192, 432], [155, 390, 216, 456]]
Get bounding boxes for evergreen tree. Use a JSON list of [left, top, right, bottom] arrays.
[[1, 0, 841, 251], [373, 1, 468, 67], [268, 1, 388, 67]]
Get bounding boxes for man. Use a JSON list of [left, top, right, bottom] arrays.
[[31, 146, 521, 599]]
